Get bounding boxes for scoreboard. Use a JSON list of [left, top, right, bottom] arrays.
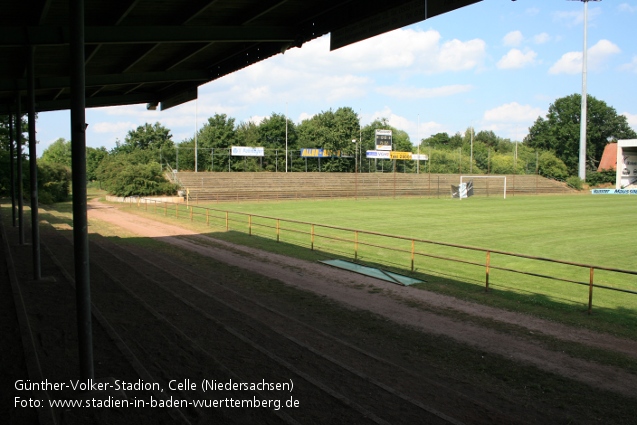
[[375, 129, 392, 151]]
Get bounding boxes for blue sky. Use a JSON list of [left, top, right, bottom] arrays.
[[36, 0, 637, 156]]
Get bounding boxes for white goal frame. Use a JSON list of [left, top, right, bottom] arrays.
[[460, 175, 507, 199]]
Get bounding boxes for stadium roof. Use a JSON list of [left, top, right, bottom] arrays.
[[0, 0, 480, 114], [2, 0, 483, 383]]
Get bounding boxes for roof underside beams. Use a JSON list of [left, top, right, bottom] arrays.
[[0, 0, 482, 113], [0, 26, 299, 46]]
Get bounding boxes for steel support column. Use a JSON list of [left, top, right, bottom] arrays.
[[70, 0, 94, 381], [9, 111, 16, 227], [27, 45, 41, 280], [16, 96, 24, 244]]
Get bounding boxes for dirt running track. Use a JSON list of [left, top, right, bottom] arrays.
[[4, 199, 637, 425]]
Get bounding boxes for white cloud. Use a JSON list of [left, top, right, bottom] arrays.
[[368, 107, 446, 143], [622, 112, 637, 130], [336, 29, 486, 74], [483, 102, 545, 123], [497, 49, 538, 70], [549, 39, 620, 74], [548, 51, 581, 75], [620, 56, 637, 73], [192, 29, 484, 111], [297, 112, 316, 123], [618, 3, 637, 13], [375, 84, 473, 99], [90, 121, 136, 134], [417, 121, 446, 140], [525, 8, 540, 17], [503, 31, 524, 47], [247, 115, 267, 125], [552, 10, 583, 27], [589, 39, 622, 67], [552, 7, 602, 28], [533, 33, 551, 44], [278, 29, 486, 75], [436, 38, 486, 73]]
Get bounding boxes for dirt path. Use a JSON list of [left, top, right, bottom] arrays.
[[87, 200, 637, 399]]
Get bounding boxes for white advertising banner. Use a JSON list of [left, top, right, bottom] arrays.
[[591, 189, 637, 195], [231, 146, 264, 157], [366, 150, 391, 159]]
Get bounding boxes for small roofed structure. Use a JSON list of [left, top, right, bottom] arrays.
[[597, 143, 618, 172], [616, 140, 637, 189]]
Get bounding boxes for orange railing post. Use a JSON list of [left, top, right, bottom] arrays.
[[354, 231, 359, 261], [411, 239, 415, 272], [588, 267, 594, 315], [485, 251, 491, 292]]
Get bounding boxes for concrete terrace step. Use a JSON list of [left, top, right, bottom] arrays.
[[173, 172, 574, 202]]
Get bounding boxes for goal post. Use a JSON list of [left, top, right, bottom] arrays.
[[460, 176, 507, 199]]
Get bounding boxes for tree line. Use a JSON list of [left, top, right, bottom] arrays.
[[0, 94, 634, 199]]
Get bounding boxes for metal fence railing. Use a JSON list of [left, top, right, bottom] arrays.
[[122, 196, 637, 314]]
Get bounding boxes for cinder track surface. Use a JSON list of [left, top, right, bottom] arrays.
[[37, 217, 485, 424]]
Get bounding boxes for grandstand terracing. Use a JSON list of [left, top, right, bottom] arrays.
[[173, 172, 574, 202]]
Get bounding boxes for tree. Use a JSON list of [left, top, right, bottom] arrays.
[[86, 146, 108, 181], [179, 113, 237, 171], [236, 121, 260, 147], [41, 138, 72, 168], [420, 132, 450, 150], [0, 114, 29, 196], [427, 149, 479, 174], [258, 113, 297, 172], [297, 107, 359, 172], [96, 152, 177, 196], [361, 118, 416, 173], [525, 94, 637, 175], [113, 122, 174, 154], [36, 162, 72, 203], [474, 130, 498, 147], [537, 151, 569, 180]]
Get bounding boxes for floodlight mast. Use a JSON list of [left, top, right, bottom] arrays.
[[570, 0, 601, 180], [515, 0, 600, 179]]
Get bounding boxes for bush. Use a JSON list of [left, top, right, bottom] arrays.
[[37, 162, 71, 203], [0, 153, 70, 202], [566, 176, 584, 190], [97, 154, 178, 197], [537, 151, 569, 180], [428, 149, 482, 174], [586, 169, 616, 187], [489, 154, 525, 175]]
